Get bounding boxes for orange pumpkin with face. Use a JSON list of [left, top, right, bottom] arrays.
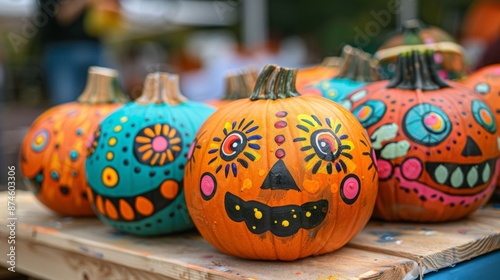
[[347, 51, 499, 222], [184, 65, 378, 260], [461, 64, 500, 197], [20, 67, 127, 216]]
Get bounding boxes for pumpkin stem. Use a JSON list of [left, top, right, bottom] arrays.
[[336, 45, 379, 82], [250, 64, 300, 100], [136, 72, 187, 105], [386, 50, 450, 91], [77, 66, 128, 104], [222, 68, 258, 100], [400, 19, 423, 36], [320, 56, 343, 68]]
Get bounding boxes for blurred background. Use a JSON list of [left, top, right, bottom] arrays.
[[1, 0, 500, 185]]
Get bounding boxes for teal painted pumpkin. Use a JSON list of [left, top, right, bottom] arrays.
[[299, 45, 379, 103], [85, 73, 215, 236]]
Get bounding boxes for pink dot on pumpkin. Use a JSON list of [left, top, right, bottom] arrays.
[[152, 136, 168, 152], [377, 159, 393, 180], [275, 121, 287, 128], [401, 158, 422, 181], [201, 174, 215, 198], [343, 177, 359, 200], [424, 38, 435, 44], [493, 68, 500, 75], [438, 70, 448, 79], [434, 53, 444, 63], [275, 111, 288, 118], [275, 148, 285, 159]]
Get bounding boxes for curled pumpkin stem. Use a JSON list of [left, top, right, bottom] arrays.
[[386, 49, 450, 91], [250, 64, 300, 100]]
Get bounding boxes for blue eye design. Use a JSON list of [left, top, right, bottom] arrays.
[[352, 100, 386, 128], [472, 100, 496, 134], [402, 103, 451, 146]]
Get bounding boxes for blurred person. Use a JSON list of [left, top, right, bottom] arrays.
[[39, 0, 122, 105]]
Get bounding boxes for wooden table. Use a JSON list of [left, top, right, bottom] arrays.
[[0, 191, 499, 279]]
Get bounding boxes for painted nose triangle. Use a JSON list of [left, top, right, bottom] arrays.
[[461, 136, 482, 157], [260, 160, 300, 191]]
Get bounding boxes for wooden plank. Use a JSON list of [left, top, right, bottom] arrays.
[[348, 208, 500, 275], [0, 239, 174, 280], [0, 191, 419, 280]]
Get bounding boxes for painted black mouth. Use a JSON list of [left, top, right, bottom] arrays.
[[224, 192, 328, 237], [89, 180, 182, 222], [426, 158, 497, 189]]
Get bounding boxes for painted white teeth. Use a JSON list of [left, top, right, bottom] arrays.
[[482, 163, 491, 183], [432, 161, 494, 188], [435, 165, 448, 184], [466, 167, 478, 188], [450, 168, 464, 188]]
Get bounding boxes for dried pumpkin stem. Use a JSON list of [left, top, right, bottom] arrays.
[[386, 50, 450, 91], [223, 69, 257, 100], [336, 45, 379, 82], [78, 66, 128, 104], [136, 72, 187, 105], [250, 64, 300, 100]]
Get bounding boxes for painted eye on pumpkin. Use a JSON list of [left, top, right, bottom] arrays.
[[311, 129, 341, 161], [133, 123, 182, 166], [31, 129, 50, 152], [221, 131, 247, 161], [402, 103, 451, 146], [208, 119, 262, 178], [294, 114, 354, 174], [471, 100, 496, 133], [352, 100, 386, 128]]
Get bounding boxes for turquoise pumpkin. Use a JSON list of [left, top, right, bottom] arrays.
[[300, 45, 379, 102], [85, 73, 215, 236]]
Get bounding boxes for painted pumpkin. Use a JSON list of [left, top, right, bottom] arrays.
[[184, 65, 378, 260], [295, 56, 342, 90], [205, 68, 257, 108], [461, 64, 500, 197], [20, 67, 127, 216], [375, 19, 466, 80], [299, 45, 379, 102], [85, 72, 215, 236], [348, 50, 499, 222]]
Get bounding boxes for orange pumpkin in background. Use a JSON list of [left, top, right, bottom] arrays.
[[461, 64, 500, 198], [375, 19, 466, 80], [205, 68, 258, 108], [347, 51, 499, 222], [20, 67, 127, 216], [295, 56, 342, 91], [184, 64, 378, 260]]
